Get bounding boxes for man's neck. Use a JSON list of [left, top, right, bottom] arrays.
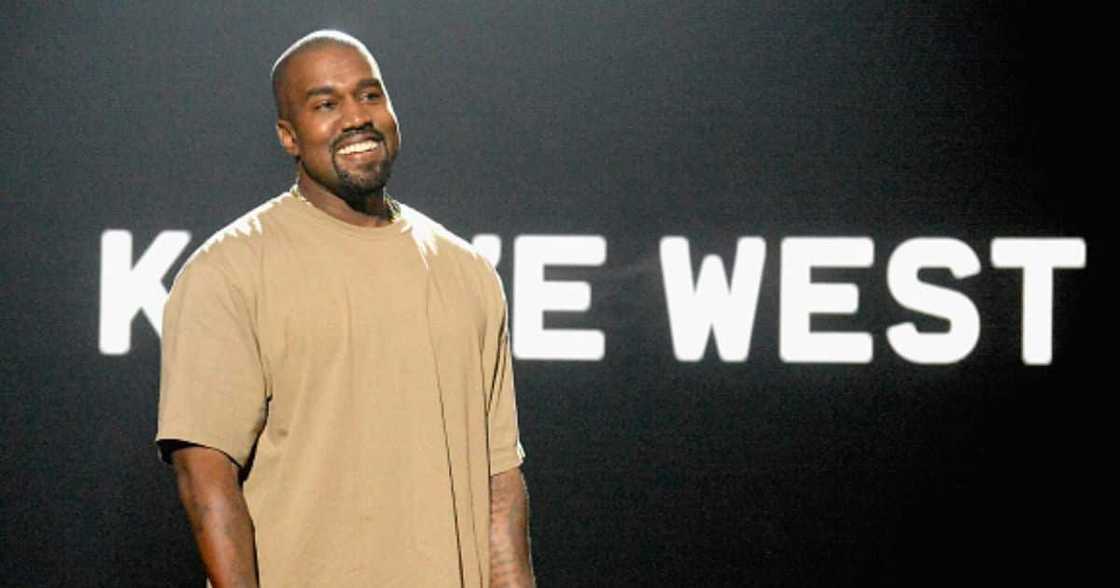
[[295, 176, 395, 228]]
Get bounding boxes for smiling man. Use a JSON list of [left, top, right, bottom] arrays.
[[156, 30, 534, 587]]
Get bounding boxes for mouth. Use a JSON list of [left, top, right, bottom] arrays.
[[332, 129, 387, 160], [335, 139, 381, 157]]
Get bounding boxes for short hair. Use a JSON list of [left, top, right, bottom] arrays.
[[270, 30, 379, 118]]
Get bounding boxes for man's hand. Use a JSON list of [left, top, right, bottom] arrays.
[[490, 467, 535, 587], [170, 444, 259, 588]]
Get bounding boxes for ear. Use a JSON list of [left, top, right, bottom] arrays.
[[276, 120, 299, 158]]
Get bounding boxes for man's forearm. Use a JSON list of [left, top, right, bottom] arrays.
[[490, 467, 535, 588], [172, 446, 259, 588]]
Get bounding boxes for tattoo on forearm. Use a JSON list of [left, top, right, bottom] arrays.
[[490, 471, 534, 587], [178, 470, 258, 587]]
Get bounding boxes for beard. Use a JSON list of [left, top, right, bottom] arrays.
[[332, 154, 395, 211]]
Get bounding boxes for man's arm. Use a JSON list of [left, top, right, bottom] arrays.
[[490, 467, 535, 588], [170, 444, 259, 588]]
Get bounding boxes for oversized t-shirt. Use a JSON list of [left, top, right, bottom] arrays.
[[156, 189, 524, 587]]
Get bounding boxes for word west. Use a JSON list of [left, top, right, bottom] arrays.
[[100, 231, 1085, 365]]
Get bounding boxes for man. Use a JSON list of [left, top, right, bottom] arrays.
[[156, 30, 534, 587]]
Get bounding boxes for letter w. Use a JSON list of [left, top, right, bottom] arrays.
[[659, 237, 765, 362]]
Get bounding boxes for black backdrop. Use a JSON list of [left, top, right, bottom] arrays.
[[1, 2, 1100, 586]]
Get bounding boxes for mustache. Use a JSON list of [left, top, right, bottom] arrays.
[[331, 124, 385, 152]]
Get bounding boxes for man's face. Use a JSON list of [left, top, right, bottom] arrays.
[[276, 43, 401, 198]]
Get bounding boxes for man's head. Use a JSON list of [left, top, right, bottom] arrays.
[[272, 30, 401, 201]]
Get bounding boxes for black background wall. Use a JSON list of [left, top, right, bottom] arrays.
[[1, 2, 1100, 586]]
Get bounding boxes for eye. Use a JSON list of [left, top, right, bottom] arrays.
[[313, 100, 336, 111], [361, 90, 382, 102]]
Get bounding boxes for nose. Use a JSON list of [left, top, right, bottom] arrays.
[[339, 96, 373, 131]]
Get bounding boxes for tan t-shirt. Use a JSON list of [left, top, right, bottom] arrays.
[[156, 190, 524, 587]]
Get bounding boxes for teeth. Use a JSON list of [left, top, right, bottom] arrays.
[[338, 140, 378, 155]]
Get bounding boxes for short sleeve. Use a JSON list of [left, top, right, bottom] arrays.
[[484, 270, 525, 474], [155, 254, 267, 468]]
